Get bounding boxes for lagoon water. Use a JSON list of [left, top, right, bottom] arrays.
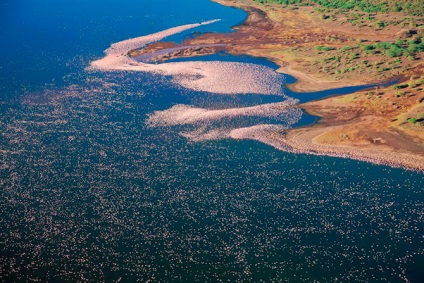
[[0, 0, 423, 282]]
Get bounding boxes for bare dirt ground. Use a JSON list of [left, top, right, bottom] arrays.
[[130, 0, 424, 170]]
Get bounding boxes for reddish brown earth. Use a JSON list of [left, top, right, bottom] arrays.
[[129, 0, 424, 170]]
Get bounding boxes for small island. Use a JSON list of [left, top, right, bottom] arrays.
[[130, 0, 424, 170]]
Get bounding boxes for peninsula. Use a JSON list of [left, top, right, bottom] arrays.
[[130, 0, 424, 170]]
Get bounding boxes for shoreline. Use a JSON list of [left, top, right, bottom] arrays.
[[269, 124, 424, 172], [209, 0, 420, 91], [235, 125, 424, 172], [128, 0, 424, 171], [212, 0, 424, 172], [278, 63, 365, 92]]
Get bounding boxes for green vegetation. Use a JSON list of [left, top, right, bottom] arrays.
[[395, 91, 406, 97], [350, 37, 424, 59], [253, 0, 423, 83], [254, 0, 424, 16], [306, 35, 423, 80], [256, 0, 305, 5], [366, 37, 424, 58], [408, 81, 417, 88], [315, 45, 332, 51], [393, 84, 409, 89]]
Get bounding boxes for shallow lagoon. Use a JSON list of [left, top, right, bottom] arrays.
[[0, 0, 423, 282]]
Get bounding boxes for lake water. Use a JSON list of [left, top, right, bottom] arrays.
[[0, 0, 423, 282]]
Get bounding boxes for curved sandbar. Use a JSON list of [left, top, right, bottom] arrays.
[[130, 43, 227, 63]]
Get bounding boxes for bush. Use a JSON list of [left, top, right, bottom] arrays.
[[395, 39, 404, 46], [376, 21, 385, 28], [349, 52, 358, 60], [374, 42, 392, 49], [393, 84, 408, 90], [386, 49, 397, 57], [315, 46, 332, 51], [408, 36, 422, 45], [362, 44, 374, 50], [408, 81, 417, 88]]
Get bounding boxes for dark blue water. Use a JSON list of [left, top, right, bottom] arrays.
[[0, 0, 423, 282], [0, 0, 246, 98]]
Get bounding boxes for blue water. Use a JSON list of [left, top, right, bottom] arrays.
[[0, 0, 423, 282], [0, 0, 246, 97]]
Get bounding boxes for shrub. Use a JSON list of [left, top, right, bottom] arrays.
[[362, 44, 374, 50], [376, 21, 385, 28], [408, 81, 417, 88], [315, 46, 332, 51], [386, 49, 397, 57], [408, 36, 422, 44], [349, 52, 358, 60], [374, 42, 392, 49], [395, 39, 404, 46]]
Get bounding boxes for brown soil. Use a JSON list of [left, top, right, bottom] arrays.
[[129, 0, 424, 170]]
